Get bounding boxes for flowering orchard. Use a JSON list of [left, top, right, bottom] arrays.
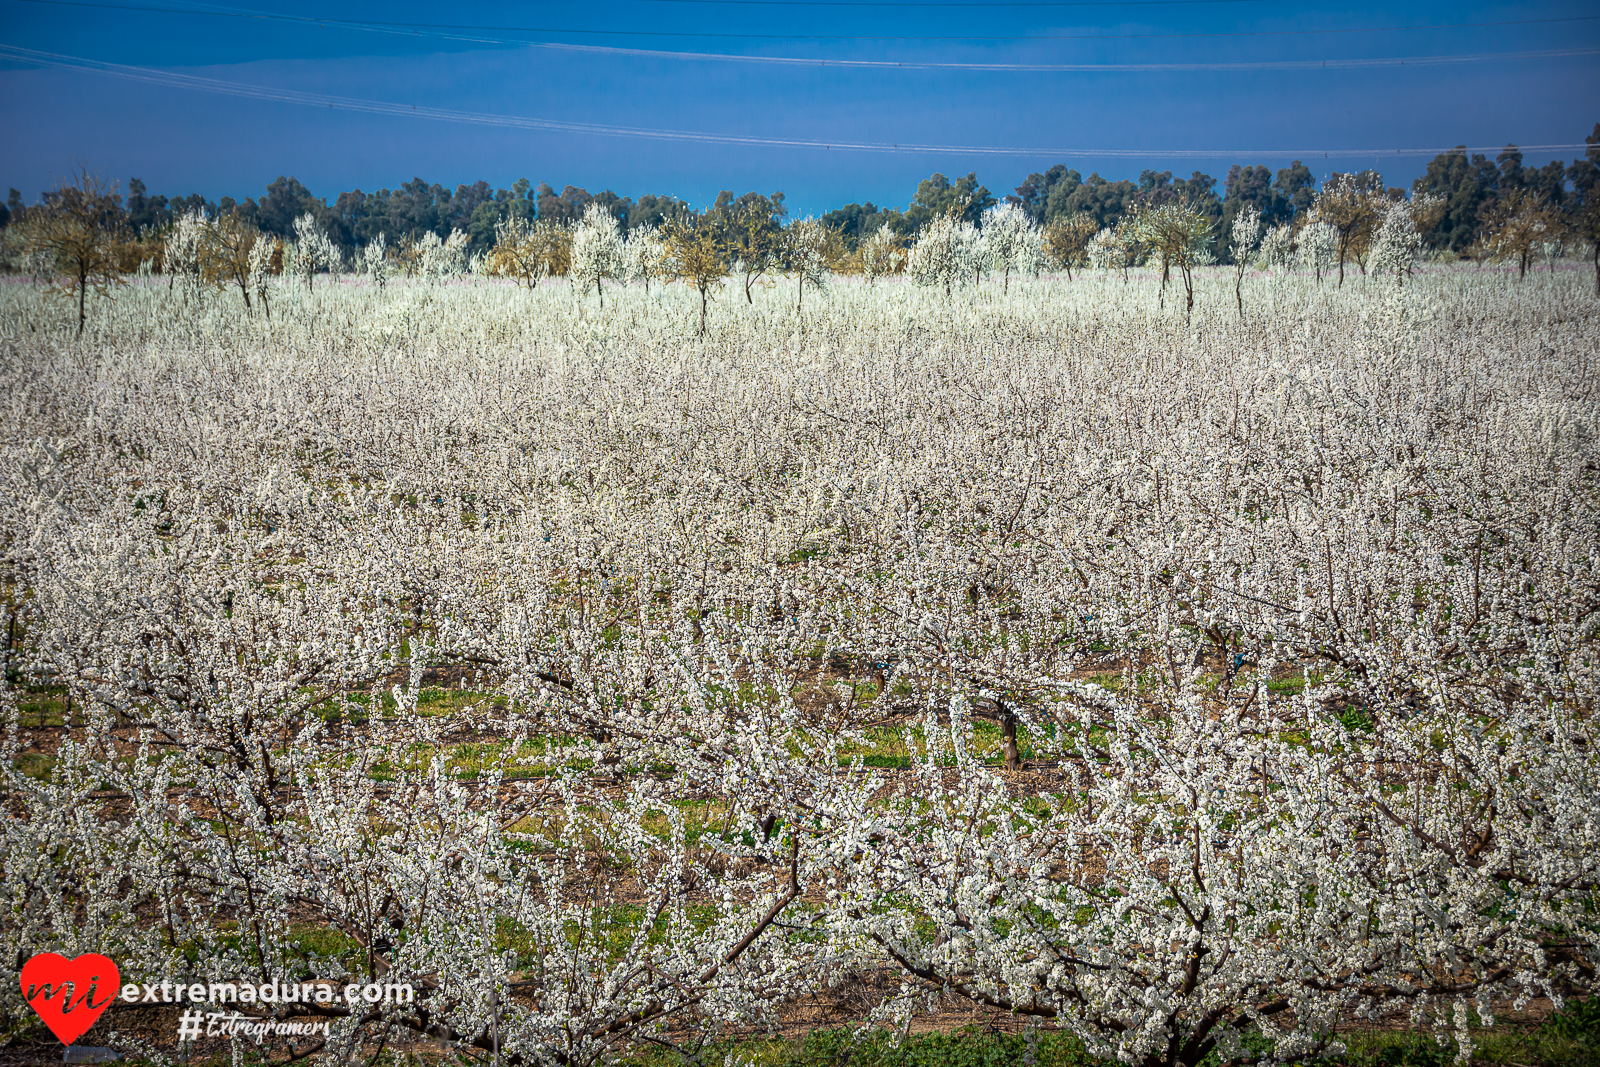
[[0, 259, 1596, 1067]]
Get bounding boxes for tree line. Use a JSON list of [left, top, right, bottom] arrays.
[[821, 126, 1599, 261], [4, 123, 1593, 261]]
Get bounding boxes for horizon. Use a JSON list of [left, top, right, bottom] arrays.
[[7, 144, 1593, 223]]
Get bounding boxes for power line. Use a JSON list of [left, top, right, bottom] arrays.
[[19, 0, 1294, 7], [460, 0, 1268, 5], [11, 0, 1595, 73], [260, 0, 1284, 6], [2, 45, 1589, 160], [8, 0, 1599, 41], [502, 41, 1600, 72], [22, 0, 1592, 68]]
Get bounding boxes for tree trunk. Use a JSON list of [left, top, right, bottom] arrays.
[[5, 608, 16, 687], [77, 263, 88, 336], [698, 285, 708, 336], [1000, 703, 1021, 770]]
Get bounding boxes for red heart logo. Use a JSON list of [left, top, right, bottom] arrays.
[[20, 953, 120, 1046]]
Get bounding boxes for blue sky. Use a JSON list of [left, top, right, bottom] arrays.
[[2, 0, 1596, 215]]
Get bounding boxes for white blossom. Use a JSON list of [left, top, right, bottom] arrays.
[[1259, 223, 1295, 269], [362, 232, 390, 289], [785, 216, 831, 310], [1296, 220, 1339, 282], [623, 224, 669, 292], [163, 208, 208, 295], [907, 213, 969, 294], [0, 260, 1592, 1066], [570, 203, 625, 303], [1370, 198, 1435, 285], [979, 202, 1040, 291], [290, 212, 340, 291], [859, 226, 901, 284], [416, 227, 469, 282]]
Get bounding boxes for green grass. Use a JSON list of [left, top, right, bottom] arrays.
[[838, 725, 917, 767], [11, 750, 56, 781], [14, 684, 72, 727], [624, 1012, 1600, 1067], [626, 1006, 1600, 1067], [1334, 1019, 1597, 1066], [39, 1000, 1600, 1067], [630, 1027, 1112, 1067]]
